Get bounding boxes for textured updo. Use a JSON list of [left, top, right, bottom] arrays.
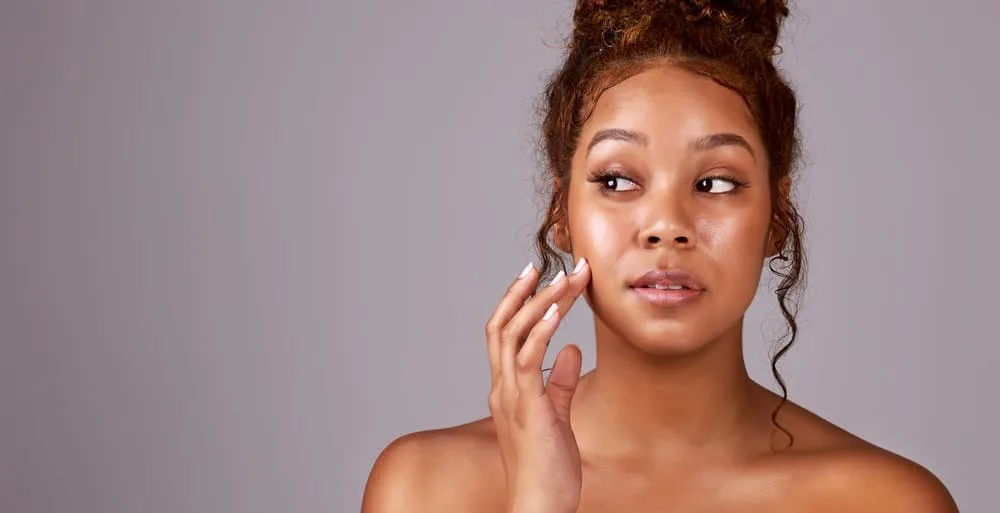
[[534, 0, 805, 443]]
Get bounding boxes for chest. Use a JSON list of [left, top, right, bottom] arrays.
[[572, 465, 792, 513]]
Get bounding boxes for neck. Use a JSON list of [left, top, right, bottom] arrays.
[[572, 318, 762, 462]]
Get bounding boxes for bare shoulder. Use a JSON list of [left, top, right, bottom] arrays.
[[361, 417, 505, 513], [769, 399, 958, 513], [808, 446, 958, 513]]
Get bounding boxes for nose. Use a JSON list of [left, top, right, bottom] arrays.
[[637, 188, 696, 250]]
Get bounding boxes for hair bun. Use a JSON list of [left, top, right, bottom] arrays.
[[576, 0, 790, 59]]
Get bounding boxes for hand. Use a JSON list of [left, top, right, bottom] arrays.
[[486, 259, 592, 513]]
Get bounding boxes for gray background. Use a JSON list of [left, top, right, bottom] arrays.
[[2, 0, 997, 512]]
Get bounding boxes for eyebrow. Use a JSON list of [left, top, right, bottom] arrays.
[[585, 129, 756, 161], [586, 128, 648, 156], [690, 132, 756, 161]]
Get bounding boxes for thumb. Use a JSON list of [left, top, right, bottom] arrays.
[[546, 344, 582, 423]]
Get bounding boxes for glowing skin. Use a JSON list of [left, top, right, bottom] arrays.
[[362, 64, 959, 513], [564, 65, 775, 358]]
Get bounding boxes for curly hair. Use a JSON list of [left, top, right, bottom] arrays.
[[533, 0, 806, 446]]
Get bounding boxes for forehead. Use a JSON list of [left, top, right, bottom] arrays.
[[580, 65, 762, 150]]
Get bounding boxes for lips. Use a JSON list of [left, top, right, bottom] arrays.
[[629, 269, 706, 307], [630, 269, 706, 291]]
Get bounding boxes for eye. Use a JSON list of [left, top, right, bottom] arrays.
[[695, 175, 746, 194], [588, 171, 639, 193]]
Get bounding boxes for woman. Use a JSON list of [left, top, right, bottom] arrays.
[[362, 1, 958, 512]]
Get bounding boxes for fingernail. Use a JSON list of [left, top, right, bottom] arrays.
[[572, 257, 587, 274], [542, 303, 558, 321], [546, 270, 565, 287], [518, 262, 534, 279]]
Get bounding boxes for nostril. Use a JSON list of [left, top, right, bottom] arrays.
[[675, 236, 689, 244], [647, 236, 661, 244]]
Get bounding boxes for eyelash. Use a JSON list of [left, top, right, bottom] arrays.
[[586, 169, 630, 194], [586, 169, 749, 195], [698, 173, 750, 192]]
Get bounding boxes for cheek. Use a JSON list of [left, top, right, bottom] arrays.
[[569, 206, 628, 263], [698, 211, 769, 274], [570, 207, 627, 310], [568, 204, 631, 305]]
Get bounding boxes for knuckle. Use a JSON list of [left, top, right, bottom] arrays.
[[515, 350, 533, 371], [485, 318, 502, 339], [487, 390, 502, 413], [502, 320, 528, 344], [500, 324, 517, 345]]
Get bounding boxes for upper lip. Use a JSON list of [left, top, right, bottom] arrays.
[[630, 269, 707, 291]]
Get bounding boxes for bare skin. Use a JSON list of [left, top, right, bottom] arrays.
[[361, 66, 958, 513]]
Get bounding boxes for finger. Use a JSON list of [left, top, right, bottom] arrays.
[[486, 262, 538, 384], [546, 344, 583, 424], [500, 269, 569, 393], [501, 267, 571, 350], [553, 257, 591, 318], [511, 258, 590, 377], [515, 301, 562, 397]]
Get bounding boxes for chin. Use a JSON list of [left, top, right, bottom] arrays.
[[590, 288, 744, 358], [621, 320, 721, 357]]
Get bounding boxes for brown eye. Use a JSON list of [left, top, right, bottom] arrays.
[[695, 177, 741, 194], [586, 169, 642, 194], [597, 174, 639, 192]]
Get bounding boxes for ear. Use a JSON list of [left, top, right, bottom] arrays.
[[551, 178, 572, 253], [765, 175, 792, 259]]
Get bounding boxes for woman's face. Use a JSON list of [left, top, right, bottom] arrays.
[[564, 65, 774, 355]]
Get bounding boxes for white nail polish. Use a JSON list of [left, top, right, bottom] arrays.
[[543, 303, 558, 321], [547, 270, 565, 287], [518, 262, 534, 279], [572, 257, 586, 274]]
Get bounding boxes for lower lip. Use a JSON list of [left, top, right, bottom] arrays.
[[631, 287, 704, 306]]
